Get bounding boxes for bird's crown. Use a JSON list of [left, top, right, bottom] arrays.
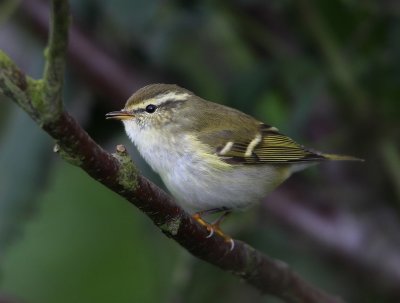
[[124, 83, 193, 111]]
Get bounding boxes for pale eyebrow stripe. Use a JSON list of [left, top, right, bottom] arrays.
[[155, 92, 190, 104], [127, 92, 190, 111]]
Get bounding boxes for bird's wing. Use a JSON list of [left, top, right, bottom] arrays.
[[199, 123, 326, 165]]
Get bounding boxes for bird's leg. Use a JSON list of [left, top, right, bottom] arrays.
[[192, 208, 234, 250], [192, 207, 225, 229], [211, 211, 231, 230]]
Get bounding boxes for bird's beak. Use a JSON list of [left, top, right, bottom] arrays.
[[105, 111, 133, 120]]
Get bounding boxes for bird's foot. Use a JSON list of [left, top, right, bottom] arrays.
[[192, 212, 235, 251]]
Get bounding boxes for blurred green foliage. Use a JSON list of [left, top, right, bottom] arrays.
[[0, 0, 399, 303], [0, 108, 52, 253], [1, 161, 182, 303]]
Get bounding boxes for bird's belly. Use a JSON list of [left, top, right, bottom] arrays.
[[161, 161, 291, 213]]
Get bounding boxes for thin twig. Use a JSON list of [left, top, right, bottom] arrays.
[[41, 0, 69, 118], [20, 0, 150, 102]]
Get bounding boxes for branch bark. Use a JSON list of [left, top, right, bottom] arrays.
[[0, 1, 345, 302]]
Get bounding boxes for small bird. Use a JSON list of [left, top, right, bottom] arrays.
[[106, 84, 362, 248]]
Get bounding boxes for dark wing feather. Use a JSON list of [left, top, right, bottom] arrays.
[[192, 99, 326, 165], [201, 123, 326, 165]]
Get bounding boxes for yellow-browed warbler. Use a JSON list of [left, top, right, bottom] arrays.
[[106, 84, 362, 248]]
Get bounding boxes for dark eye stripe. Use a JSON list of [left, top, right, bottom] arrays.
[[130, 99, 187, 114]]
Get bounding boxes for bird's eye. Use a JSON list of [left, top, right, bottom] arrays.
[[145, 104, 157, 113]]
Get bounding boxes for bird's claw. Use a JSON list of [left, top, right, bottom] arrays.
[[206, 228, 214, 238], [228, 238, 235, 251], [192, 212, 235, 251]]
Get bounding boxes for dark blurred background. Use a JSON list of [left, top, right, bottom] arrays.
[[0, 0, 399, 302]]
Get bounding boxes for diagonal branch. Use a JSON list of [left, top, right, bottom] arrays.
[[0, 54, 343, 303], [0, 1, 345, 302]]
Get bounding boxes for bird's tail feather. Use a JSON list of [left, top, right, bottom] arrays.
[[322, 153, 364, 162]]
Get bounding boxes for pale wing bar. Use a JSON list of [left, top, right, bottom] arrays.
[[220, 126, 326, 164]]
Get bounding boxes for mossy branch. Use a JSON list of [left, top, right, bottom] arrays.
[[0, 1, 345, 303], [41, 0, 69, 120]]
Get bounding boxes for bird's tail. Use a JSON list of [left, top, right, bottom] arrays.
[[322, 153, 364, 162]]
